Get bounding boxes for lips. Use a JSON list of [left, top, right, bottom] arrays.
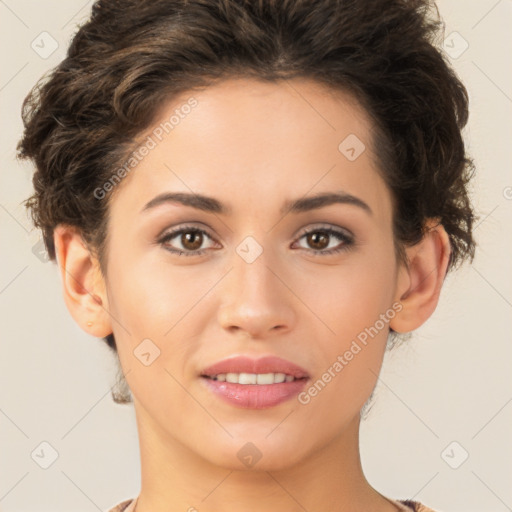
[[200, 355, 310, 380], [199, 355, 310, 409]]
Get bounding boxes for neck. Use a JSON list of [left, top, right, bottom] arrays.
[[130, 398, 399, 512]]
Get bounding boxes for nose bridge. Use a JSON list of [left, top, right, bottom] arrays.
[[217, 238, 295, 336]]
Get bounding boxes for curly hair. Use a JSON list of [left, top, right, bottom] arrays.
[[17, 0, 476, 403]]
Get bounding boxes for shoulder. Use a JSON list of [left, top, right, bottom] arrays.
[[106, 497, 438, 512], [396, 499, 440, 512], [106, 498, 136, 512]]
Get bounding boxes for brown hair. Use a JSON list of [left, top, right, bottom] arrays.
[[17, 0, 476, 403]]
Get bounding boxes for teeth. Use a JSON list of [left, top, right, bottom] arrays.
[[210, 372, 298, 384]]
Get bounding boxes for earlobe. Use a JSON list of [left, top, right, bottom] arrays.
[[390, 219, 451, 333], [53, 224, 112, 338]]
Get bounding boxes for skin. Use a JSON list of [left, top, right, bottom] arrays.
[[54, 77, 451, 512]]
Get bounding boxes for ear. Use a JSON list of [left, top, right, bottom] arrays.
[[53, 224, 112, 338], [390, 219, 452, 333]]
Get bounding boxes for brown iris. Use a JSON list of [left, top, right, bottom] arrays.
[[181, 231, 203, 251], [306, 231, 330, 250]]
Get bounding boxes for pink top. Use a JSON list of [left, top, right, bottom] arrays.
[[107, 496, 439, 511]]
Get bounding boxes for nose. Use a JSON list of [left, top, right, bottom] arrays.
[[217, 247, 296, 338]]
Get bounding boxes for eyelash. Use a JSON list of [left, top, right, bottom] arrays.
[[157, 224, 354, 257]]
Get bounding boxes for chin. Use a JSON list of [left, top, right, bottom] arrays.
[[196, 434, 311, 472]]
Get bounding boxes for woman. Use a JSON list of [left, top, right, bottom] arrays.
[[17, 0, 475, 510]]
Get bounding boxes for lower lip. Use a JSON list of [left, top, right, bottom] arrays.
[[200, 377, 308, 409]]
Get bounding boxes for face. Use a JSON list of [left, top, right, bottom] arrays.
[[102, 77, 402, 470]]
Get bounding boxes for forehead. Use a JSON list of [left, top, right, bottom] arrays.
[[108, 77, 391, 221], [157, 77, 375, 157]]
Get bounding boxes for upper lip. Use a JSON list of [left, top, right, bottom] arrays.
[[200, 355, 310, 379]]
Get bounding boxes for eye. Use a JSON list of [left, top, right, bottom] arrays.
[[157, 225, 218, 256], [157, 224, 354, 257], [293, 226, 354, 255]]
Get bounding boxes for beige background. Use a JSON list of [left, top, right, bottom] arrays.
[[1, 1, 511, 511]]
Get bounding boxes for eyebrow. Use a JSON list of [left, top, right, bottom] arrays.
[[281, 192, 372, 216], [141, 192, 230, 215], [140, 191, 372, 216]]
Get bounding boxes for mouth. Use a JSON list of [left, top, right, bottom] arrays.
[[199, 355, 310, 409]]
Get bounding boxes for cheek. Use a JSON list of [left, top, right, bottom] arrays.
[[314, 241, 397, 340], [105, 253, 216, 381], [105, 257, 201, 411], [106, 250, 201, 335], [303, 239, 397, 402]]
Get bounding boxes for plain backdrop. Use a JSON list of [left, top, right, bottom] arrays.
[[1, 1, 511, 511]]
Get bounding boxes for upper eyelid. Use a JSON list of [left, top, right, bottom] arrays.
[[296, 224, 353, 238], [158, 222, 215, 240], [159, 223, 352, 239]]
